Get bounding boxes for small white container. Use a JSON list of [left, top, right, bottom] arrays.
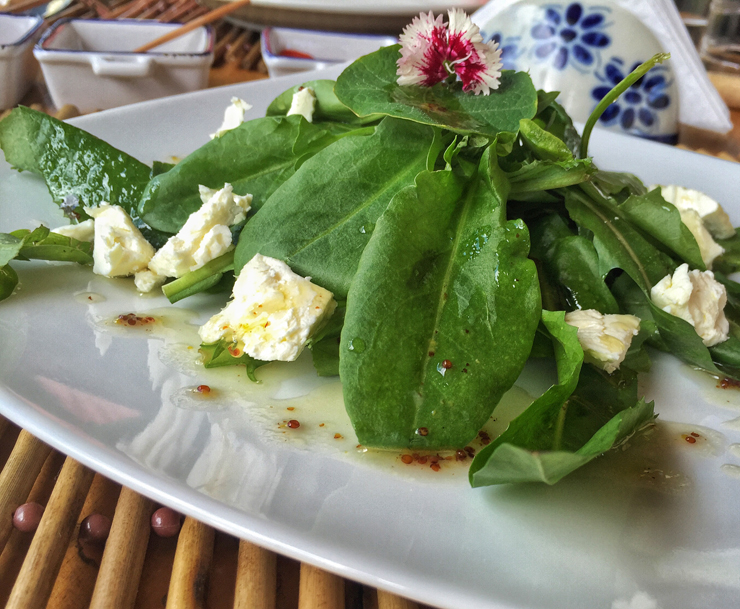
[[0, 15, 44, 110], [261, 27, 397, 77], [34, 19, 214, 112]]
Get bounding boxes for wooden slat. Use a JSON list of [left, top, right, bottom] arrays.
[[298, 563, 344, 609], [234, 540, 277, 609], [377, 589, 419, 609], [89, 487, 153, 609], [0, 430, 52, 554], [0, 415, 11, 442], [166, 517, 215, 609], [47, 474, 122, 609], [5, 457, 95, 609], [0, 450, 66, 607]]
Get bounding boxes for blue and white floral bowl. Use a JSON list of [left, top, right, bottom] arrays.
[[474, 0, 679, 144]]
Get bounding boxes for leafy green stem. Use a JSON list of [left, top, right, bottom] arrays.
[[162, 250, 235, 303], [580, 53, 670, 158]]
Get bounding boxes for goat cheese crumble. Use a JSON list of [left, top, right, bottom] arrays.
[[51, 219, 95, 242], [145, 183, 251, 285], [199, 254, 336, 362], [658, 184, 735, 240], [287, 87, 317, 123], [651, 263, 729, 347], [84, 204, 155, 277], [564, 309, 640, 374], [210, 97, 253, 139]]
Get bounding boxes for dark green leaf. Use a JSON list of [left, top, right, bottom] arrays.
[[519, 118, 573, 162], [0, 264, 18, 302], [714, 229, 740, 275], [469, 311, 655, 486], [592, 170, 647, 200], [307, 302, 345, 377], [507, 158, 593, 195], [334, 45, 538, 137], [0, 233, 24, 267], [564, 186, 673, 292], [0, 226, 93, 266], [340, 155, 540, 449], [619, 188, 705, 270], [535, 90, 560, 116], [529, 213, 619, 313], [266, 79, 380, 125], [535, 99, 581, 155], [137, 115, 352, 234], [235, 117, 433, 298], [0, 107, 162, 245]]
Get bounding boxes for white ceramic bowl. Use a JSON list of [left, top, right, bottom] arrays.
[[34, 19, 214, 112], [474, 0, 680, 144], [261, 27, 397, 77], [0, 14, 44, 110]]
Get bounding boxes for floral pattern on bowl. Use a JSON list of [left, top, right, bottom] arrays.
[[591, 57, 675, 143], [475, 0, 679, 144], [530, 3, 611, 71]]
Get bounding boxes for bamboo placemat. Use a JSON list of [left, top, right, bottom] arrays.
[[0, 415, 430, 609]]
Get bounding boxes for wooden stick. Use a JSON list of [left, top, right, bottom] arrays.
[[5, 457, 94, 609], [133, 0, 251, 53], [241, 38, 262, 71], [0, 431, 52, 554], [0, 450, 66, 608], [88, 486, 153, 609], [0, 416, 10, 442], [234, 540, 277, 609], [376, 589, 419, 609], [4, 0, 49, 14], [298, 563, 344, 609], [166, 517, 215, 609], [47, 474, 122, 609]]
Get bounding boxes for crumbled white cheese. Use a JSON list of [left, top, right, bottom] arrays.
[[287, 87, 316, 123], [678, 208, 725, 269], [658, 184, 735, 240], [134, 269, 166, 293], [651, 263, 729, 347], [199, 254, 336, 362], [148, 183, 251, 279], [210, 97, 252, 139], [564, 309, 640, 374], [51, 219, 95, 242], [84, 204, 155, 277]]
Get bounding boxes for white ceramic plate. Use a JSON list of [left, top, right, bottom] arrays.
[[3, 67, 740, 609], [247, 0, 485, 16]]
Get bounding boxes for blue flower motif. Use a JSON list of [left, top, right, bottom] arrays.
[[591, 57, 672, 136], [485, 32, 522, 71], [530, 3, 611, 71]]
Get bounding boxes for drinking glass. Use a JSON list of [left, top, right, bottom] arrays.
[[700, 0, 740, 73]]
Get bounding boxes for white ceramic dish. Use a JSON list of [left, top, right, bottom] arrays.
[[34, 19, 214, 112], [261, 28, 397, 77], [249, 0, 484, 16], [0, 14, 43, 109], [3, 67, 740, 609]]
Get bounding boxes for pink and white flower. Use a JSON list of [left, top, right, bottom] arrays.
[[396, 9, 503, 95]]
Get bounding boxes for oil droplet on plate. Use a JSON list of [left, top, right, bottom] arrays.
[[75, 291, 106, 304], [720, 463, 740, 479]]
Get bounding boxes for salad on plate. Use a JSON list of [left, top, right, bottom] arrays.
[[2, 10, 740, 488]]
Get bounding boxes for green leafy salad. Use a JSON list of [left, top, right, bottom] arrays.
[[2, 36, 740, 488]]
